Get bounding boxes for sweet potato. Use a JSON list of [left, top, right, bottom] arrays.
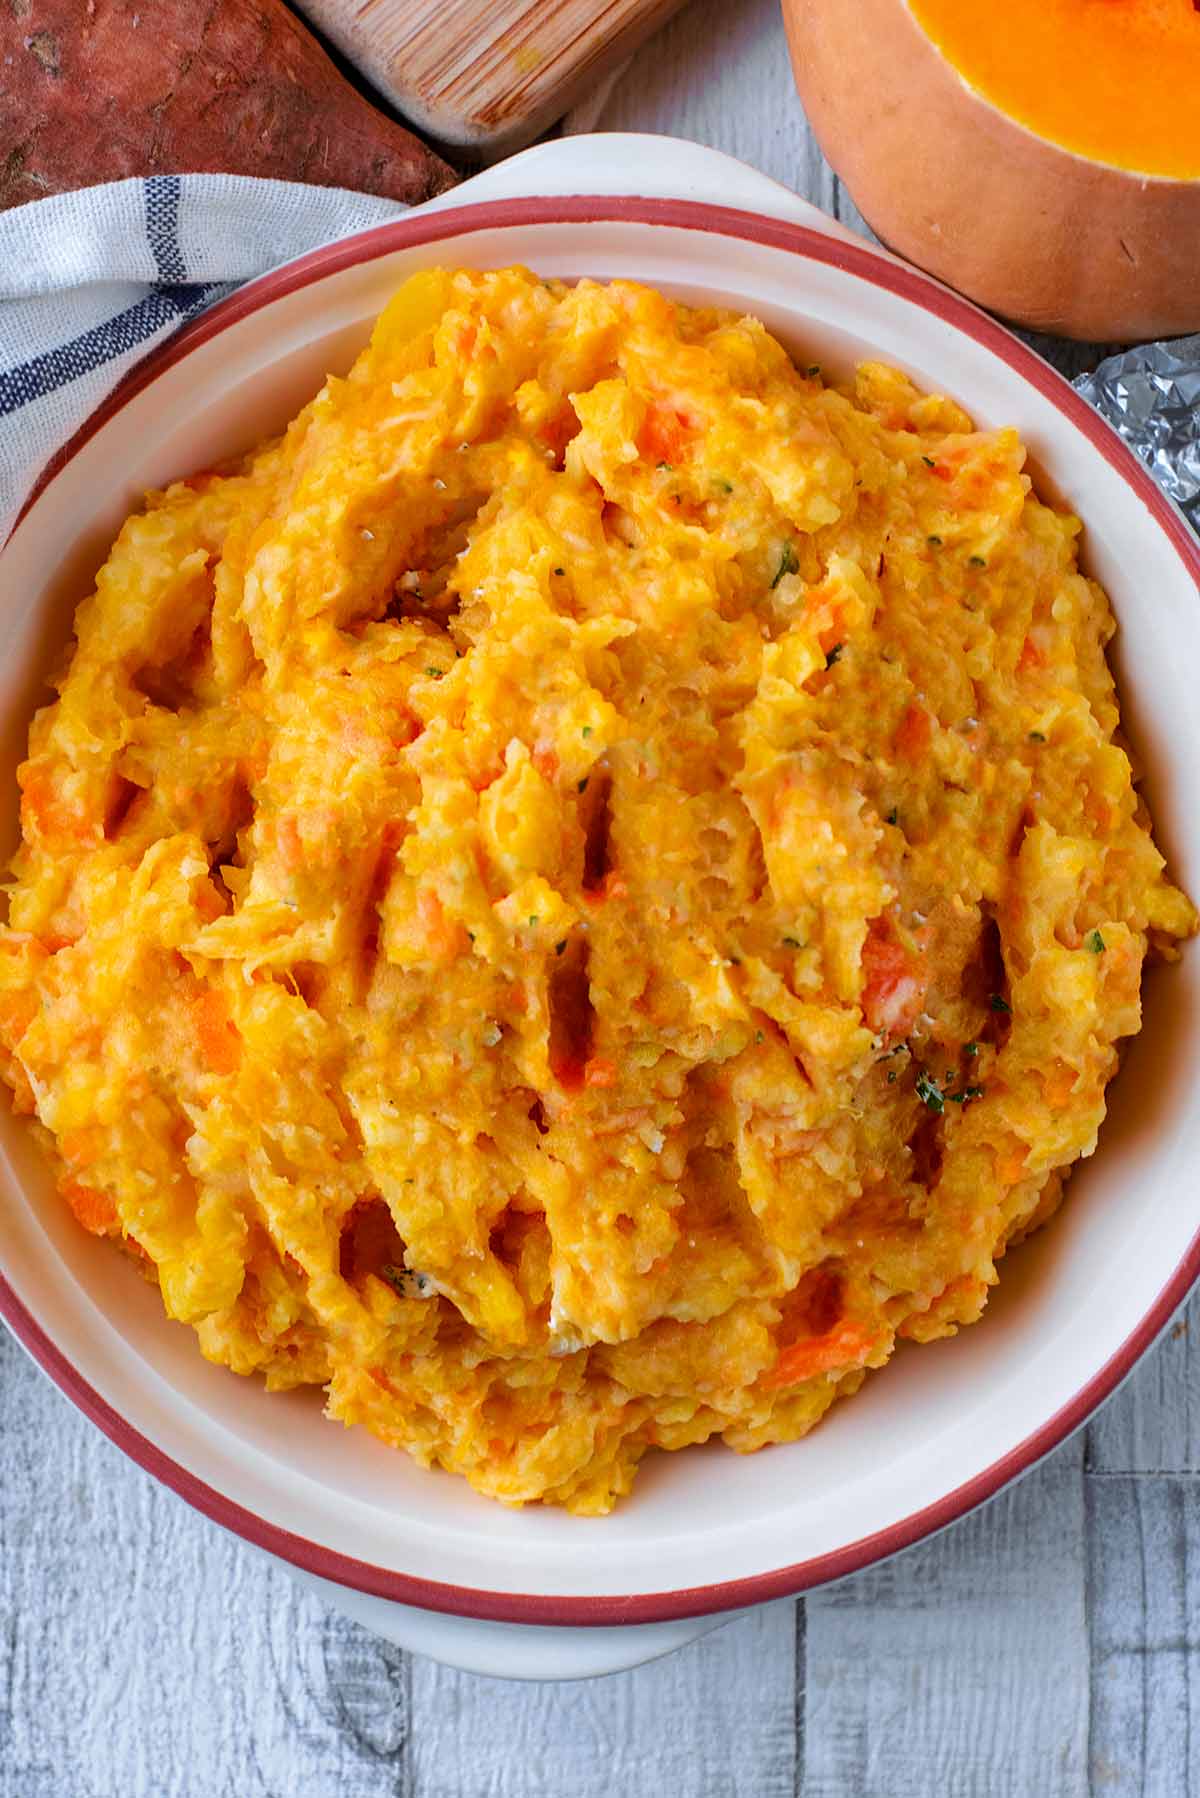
[[1, 0, 457, 212]]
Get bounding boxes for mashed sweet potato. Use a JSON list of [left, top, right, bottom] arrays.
[[0, 268, 1192, 1511]]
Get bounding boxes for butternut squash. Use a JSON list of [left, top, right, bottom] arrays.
[[783, 0, 1200, 341]]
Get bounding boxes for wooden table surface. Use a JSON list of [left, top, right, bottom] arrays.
[[2, 2, 1195, 1792]]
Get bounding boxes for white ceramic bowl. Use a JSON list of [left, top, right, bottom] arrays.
[[2, 137, 1199, 1681]]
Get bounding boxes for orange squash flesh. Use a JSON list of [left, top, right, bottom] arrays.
[[912, 0, 1200, 180], [783, 0, 1200, 341]]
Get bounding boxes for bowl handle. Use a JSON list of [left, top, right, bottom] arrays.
[[294, 1569, 742, 1681], [419, 131, 865, 247]]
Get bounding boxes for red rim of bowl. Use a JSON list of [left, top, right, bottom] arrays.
[[2, 195, 1199, 1629]]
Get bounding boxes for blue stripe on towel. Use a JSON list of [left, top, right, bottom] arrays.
[[0, 283, 220, 420], [145, 175, 187, 285]]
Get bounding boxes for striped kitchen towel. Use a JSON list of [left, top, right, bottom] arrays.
[[0, 173, 408, 540]]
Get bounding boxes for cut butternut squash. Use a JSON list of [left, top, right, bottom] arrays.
[[783, 0, 1200, 341]]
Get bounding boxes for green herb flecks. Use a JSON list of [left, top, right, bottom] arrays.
[[1085, 929, 1106, 954], [963, 1041, 979, 1057], [425, 665, 445, 680], [915, 1071, 945, 1114], [771, 542, 799, 588], [380, 1264, 433, 1300], [989, 993, 1011, 1014], [825, 642, 844, 668]]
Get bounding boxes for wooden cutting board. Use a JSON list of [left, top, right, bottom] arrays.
[[293, 0, 690, 155]]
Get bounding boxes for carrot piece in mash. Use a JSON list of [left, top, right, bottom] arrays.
[[0, 990, 38, 1050], [638, 400, 695, 465], [61, 1179, 117, 1236], [417, 887, 466, 963], [193, 988, 241, 1075], [18, 766, 91, 843], [861, 918, 927, 1041], [762, 1323, 877, 1389], [894, 702, 932, 761]]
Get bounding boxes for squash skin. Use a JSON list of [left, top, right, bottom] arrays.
[[782, 0, 1200, 343]]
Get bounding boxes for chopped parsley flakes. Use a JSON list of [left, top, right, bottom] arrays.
[[825, 642, 844, 667], [914, 1071, 945, 1114], [989, 993, 1011, 1014], [1085, 929, 1106, 954], [916, 1067, 985, 1111], [771, 542, 799, 588]]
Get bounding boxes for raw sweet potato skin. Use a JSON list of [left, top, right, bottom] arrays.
[[1, 0, 457, 212]]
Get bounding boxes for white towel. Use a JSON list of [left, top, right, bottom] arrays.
[[0, 173, 407, 540]]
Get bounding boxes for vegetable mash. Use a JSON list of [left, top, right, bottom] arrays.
[[1, 268, 1192, 1512]]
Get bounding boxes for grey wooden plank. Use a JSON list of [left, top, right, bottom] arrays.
[[0, 1330, 412, 1798], [1088, 1473, 1200, 1796], [803, 1439, 1090, 1798], [408, 1599, 797, 1798], [1088, 1290, 1200, 1475], [585, 0, 838, 207]]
